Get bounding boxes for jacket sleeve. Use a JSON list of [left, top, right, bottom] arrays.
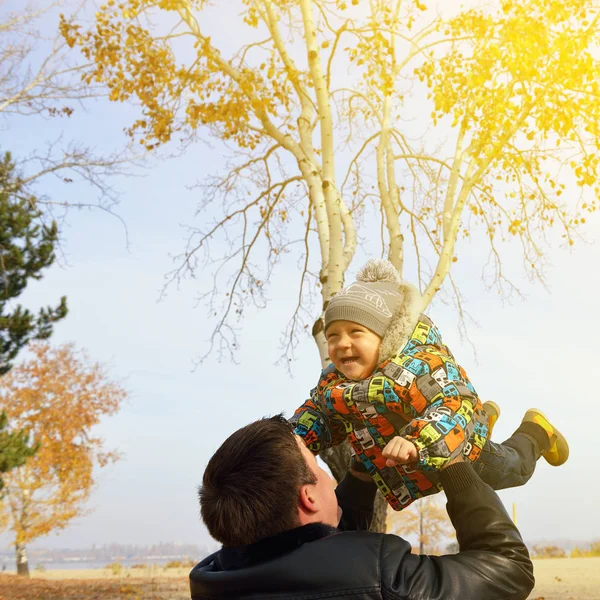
[[392, 325, 486, 470], [335, 470, 378, 532], [399, 382, 484, 471], [380, 463, 535, 600], [291, 392, 348, 455]]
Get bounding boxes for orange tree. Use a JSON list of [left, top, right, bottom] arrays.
[[0, 343, 126, 576], [60, 0, 600, 530], [388, 494, 453, 555]]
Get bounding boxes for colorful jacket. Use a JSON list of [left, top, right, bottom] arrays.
[[293, 310, 488, 511]]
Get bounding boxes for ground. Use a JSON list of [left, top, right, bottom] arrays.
[[0, 568, 190, 600], [0, 557, 598, 599], [528, 557, 600, 600]]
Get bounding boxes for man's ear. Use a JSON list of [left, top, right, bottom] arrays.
[[298, 483, 319, 514]]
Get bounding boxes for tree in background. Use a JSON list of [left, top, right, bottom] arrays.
[[571, 541, 600, 558], [62, 0, 600, 530], [0, 153, 67, 376], [0, 1, 138, 218], [0, 413, 38, 494], [1, 0, 138, 529], [0, 343, 126, 576], [388, 495, 453, 555], [531, 545, 567, 559], [0, 151, 64, 512]]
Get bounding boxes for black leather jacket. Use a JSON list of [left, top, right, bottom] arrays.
[[190, 463, 534, 600]]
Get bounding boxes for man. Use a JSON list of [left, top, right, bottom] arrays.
[[190, 415, 534, 600]]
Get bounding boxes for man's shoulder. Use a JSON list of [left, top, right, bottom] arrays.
[[192, 530, 411, 571], [195, 529, 388, 567], [190, 530, 411, 599], [332, 530, 413, 561]]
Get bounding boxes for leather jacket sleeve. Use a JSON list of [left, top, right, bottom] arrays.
[[335, 469, 378, 532], [380, 462, 535, 600]]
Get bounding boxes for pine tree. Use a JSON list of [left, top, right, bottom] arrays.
[[0, 151, 67, 376], [0, 151, 65, 533], [0, 412, 38, 493]]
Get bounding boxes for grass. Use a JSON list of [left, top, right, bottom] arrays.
[[0, 570, 189, 600]]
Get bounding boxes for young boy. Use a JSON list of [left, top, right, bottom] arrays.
[[292, 259, 569, 511]]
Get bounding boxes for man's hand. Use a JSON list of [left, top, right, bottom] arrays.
[[382, 436, 418, 467]]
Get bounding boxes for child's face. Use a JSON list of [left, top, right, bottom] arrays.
[[325, 320, 382, 380]]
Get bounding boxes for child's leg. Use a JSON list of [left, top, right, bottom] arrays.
[[472, 410, 568, 490], [472, 433, 540, 490]]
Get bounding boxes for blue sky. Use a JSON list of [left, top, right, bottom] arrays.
[[1, 1, 600, 556]]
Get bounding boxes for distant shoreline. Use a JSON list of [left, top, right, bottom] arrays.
[[1, 559, 200, 577], [13, 566, 193, 580]]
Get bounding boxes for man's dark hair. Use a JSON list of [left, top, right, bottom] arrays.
[[199, 414, 317, 547]]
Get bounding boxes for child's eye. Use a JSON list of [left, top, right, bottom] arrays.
[[352, 329, 363, 334]]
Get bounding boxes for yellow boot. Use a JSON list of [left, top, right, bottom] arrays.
[[522, 409, 569, 466], [482, 401, 501, 439]]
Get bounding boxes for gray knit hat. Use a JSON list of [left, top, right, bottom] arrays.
[[325, 260, 423, 361]]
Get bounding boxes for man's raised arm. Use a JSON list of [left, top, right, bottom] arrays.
[[335, 458, 378, 532], [381, 459, 535, 600]]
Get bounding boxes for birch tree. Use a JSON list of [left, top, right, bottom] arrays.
[[61, 0, 600, 530]]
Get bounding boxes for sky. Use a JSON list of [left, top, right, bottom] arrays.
[[1, 0, 600, 558]]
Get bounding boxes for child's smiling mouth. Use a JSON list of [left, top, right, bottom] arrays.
[[341, 357, 359, 365]]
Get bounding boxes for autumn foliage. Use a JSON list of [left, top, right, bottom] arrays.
[[60, 0, 600, 346], [0, 343, 126, 573], [388, 495, 453, 554], [59, 0, 600, 532]]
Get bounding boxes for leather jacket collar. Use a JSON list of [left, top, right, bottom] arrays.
[[217, 523, 337, 571]]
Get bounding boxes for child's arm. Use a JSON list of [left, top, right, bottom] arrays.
[[291, 393, 349, 455], [398, 388, 482, 470]]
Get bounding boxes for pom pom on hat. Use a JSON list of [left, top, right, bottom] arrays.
[[356, 259, 402, 284]]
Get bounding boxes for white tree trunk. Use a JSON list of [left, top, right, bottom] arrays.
[[299, 0, 344, 300], [16, 543, 29, 577]]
